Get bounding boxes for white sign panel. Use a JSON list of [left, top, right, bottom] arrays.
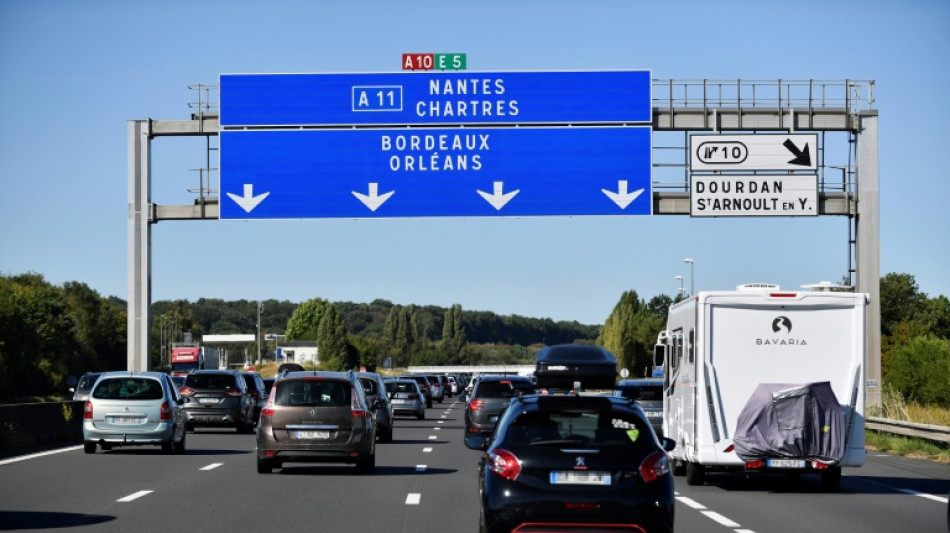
[[691, 134, 818, 171], [691, 175, 818, 217]]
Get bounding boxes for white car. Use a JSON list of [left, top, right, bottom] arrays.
[[82, 371, 189, 454]]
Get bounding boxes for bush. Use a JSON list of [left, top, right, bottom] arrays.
[[886, 334, 950, 405]]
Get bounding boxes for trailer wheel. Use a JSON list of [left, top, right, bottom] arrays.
[[819, 467, 841, 491], [685, 461, 705, 486], [672, 458, 686, 476]]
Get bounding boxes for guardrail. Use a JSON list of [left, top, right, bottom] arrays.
[[866, 416, 950, 444]]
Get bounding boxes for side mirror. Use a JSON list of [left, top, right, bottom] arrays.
[[661, 437, 676, 452], [653, 344, 666, 368], [464, 433, 489, 451], [372, 398, 383, 411]]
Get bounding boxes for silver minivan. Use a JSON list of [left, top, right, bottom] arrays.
[[82, 371, 189, 454]]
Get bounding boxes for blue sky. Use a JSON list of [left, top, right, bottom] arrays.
[[1, 0, 948, 326]]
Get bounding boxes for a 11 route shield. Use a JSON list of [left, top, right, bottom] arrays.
[[219, 127, 652, 219]]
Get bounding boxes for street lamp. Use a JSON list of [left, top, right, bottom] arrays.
[[683, 258, 695, 296], [675, 275, 685, 299]]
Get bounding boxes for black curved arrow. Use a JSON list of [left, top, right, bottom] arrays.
[[784, 139, 811, 166]]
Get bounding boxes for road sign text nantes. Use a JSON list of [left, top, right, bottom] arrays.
[[219, 70, 651, 126]]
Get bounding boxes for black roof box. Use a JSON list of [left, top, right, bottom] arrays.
[[534, 345, 618, 389]]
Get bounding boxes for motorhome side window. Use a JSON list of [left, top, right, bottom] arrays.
[[671, 330, 683, 372], [688, 329, 695, 364]]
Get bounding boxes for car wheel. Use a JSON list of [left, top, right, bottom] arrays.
[[257, 455, 273, 474], [356, 452, 376, 474], [161, 439, 174, 454], [685, 461, 705, 486], [479, 507, 506, 533], [417, 411, 425, 420], [672, 458, 686, 476], [186, 420, 195, 432], [173, 431, 186, 453], [820, 467, 842, 491], [381, 427, 393, 443], [83, 442, 96, 454]]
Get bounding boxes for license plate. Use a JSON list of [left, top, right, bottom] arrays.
[[392, 399, 405, 404], [293, 430, 330, 440], [108, 416, 139, 424], [550, 470, 611, 485], [767, 459, 806, 468], [198, 398, 220, 404]]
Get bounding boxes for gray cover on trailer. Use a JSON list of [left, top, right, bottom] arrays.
[[733, 382, 846, 463]]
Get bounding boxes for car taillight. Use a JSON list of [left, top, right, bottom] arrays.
[[351, 386, 367, 417], [745, 460, 765, 470], [469, 398, 486, 411], [225, 388, 243, 397], [179, 387, 194, 397], [83, 401, 92, 419], [261, 404, 275, 417], [639, 451, 670, 483], [250, 391, 260, 400], [160, 402, 172, 421], [408, 394, 420, 401], [488, 448, 521, 481]]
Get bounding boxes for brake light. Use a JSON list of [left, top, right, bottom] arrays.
[[639, 451, 670, 483], [469, 398, 486, 411], [810, 459, 832, 470], [225, 388, 243, 397], [745, 460, 764, 470], [770, 293, 797, 298], [351, 386, 367, 417], [179, 387, 194, 397], [83, 401, 92, 419], [160, 402, 172, 421], [488, 448, 521, 481], [261, 403, 275, 417]]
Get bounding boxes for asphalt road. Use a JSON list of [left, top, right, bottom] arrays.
[[1, 397, 947, 533]]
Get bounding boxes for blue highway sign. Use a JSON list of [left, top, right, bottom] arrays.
[[219, 70, 652, 127], [219, 126, 652, 219]]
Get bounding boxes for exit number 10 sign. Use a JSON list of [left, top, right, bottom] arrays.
[[402, 53, 467, 70]]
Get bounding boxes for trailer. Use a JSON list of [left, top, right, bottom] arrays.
[[653, 283, 868, 490]]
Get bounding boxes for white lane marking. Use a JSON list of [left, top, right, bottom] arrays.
[[200, 463, 223, 471], [405, 493, 421, 505], [422, 447, 433, 453], [675, 496, 706, 509], [701, 511, 741, 528], [416, 465, 427, 472], [0, 445, 83, 466], [428, 435, 437, 440], [117, 490, 153, 503], [434, 427, 441, 431], [437, 420, 445, 424], [896, 487, 949, 503]]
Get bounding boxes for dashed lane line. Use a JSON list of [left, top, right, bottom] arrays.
[[117, 490, 153, 503]]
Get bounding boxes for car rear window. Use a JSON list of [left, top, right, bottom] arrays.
[[276, 380, 350, 407], [507, 410, 653, 449], [386, 381, 417, 394], [92, 378, 164, 400], [185, 374, 237, 389], [475, 380, 536, 399]]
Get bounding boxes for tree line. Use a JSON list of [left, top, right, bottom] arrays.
[[1, 271, 946, 407]]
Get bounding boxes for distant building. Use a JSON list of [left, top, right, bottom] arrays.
[[277, 341, 319, 366]]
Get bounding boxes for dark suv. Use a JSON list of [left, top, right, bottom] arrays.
[[256, 371, 378, 474], [464, 375, 536, 435], [180, 370, 255, 433], [242, 372, 269, 426], [614, 378, 664, 437], [357, 372, 393, 443]]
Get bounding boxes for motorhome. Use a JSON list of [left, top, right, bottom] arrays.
[[654, 283, 868, 489]]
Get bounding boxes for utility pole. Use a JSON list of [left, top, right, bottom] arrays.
[[257, 300, 263, 367]]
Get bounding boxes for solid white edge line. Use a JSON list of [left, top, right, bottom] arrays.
[[897, 487, 949, 503], [0, 445, 83, 466], [117, 490, 153, 503], [674, 496, 706, 510], [405, 493, 421, 505]]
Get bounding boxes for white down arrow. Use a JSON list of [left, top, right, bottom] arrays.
[[352, 183, 395, 212], [601, 180, 644, 209], [227, 184, 270, 213], [477, 181, 520, 211]]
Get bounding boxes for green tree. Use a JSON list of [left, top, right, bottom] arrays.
[[886, 334, 950, 405], [442, 303, 467, 364], [316, 304, 348, 370], [880, 273, 927, 337], [599, 290, 665, 378], [285, 298, 330, 340]]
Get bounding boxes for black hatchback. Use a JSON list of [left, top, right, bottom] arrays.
[[180, 370, 255, 433], [465, 394, 676, 533], [464, 375, 536, 436]]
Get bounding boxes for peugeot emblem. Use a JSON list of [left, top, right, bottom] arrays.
[[575, 456, 586, 468], [309, 409, 316, 417]]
